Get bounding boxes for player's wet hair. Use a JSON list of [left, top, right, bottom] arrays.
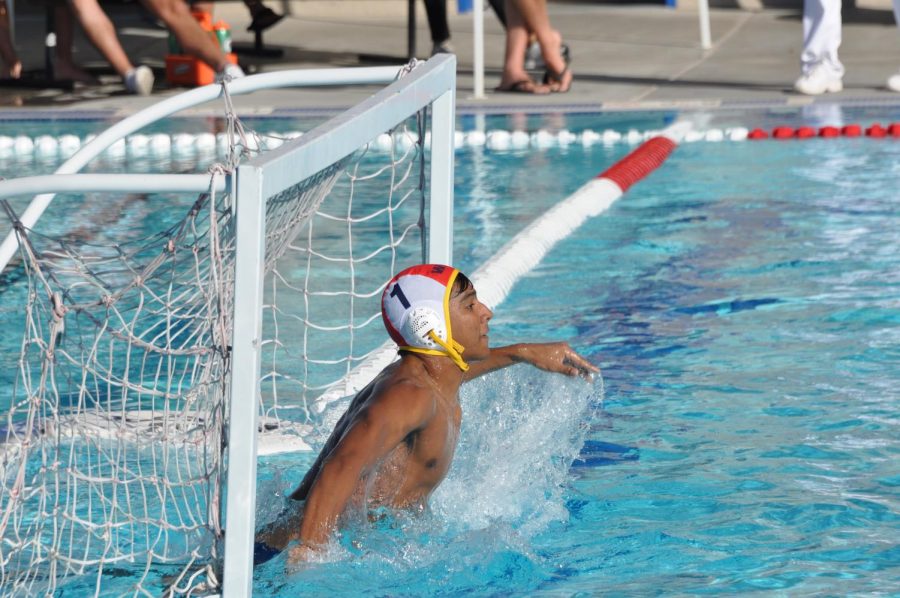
[[452, 271, 473, 297]]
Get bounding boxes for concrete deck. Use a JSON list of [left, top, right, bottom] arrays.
[[1, 0, 900, 116]]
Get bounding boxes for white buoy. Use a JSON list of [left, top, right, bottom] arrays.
[[705, 129, 724, 142], [602, 130, 622, 144], [196, 132, 217, 153], [0, 135, 14, 157], [149, 133, 171, 155], [727, 127, 749, 141], [510, 130, 530, 148], [558, 129, 577, 145], [34, 135, 59, 157], [531, 129, 555, 148], [465, 130, 486, 147], [397, 131, 416, 152], [106, 138, 126, 160], [13, 136, 34, 155], [127, 134, 150, 157], [625, 130, 643, 144], [453, 130, 464, 149], [684, 130, 705, 143], [485, 130, 511, 150], [262, 135, 283, 150], [172, 133, 196, 156], [215, 132, 230, 157], [58, 135, 81, 157], [374, 133, 392, 152], [581, 130, 601, 146]]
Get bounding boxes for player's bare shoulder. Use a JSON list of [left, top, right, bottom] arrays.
[[368, 362, 439, 425]]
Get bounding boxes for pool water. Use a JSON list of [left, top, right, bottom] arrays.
[[2, 106, 900, 595], [453, 135, 900, 595]]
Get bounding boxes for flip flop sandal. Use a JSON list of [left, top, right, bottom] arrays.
[[543, 67, 572, 93], [494, 79, 548, 94]]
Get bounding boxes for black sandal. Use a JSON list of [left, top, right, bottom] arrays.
[[542, 67, 572, 93]]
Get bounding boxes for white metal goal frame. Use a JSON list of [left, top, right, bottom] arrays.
[[0, 54, 456, 596]]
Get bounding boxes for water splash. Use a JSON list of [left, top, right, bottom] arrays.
[[257, 367, 603, 595]]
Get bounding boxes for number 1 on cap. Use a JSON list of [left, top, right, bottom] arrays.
[[390, 284, 411, 309]]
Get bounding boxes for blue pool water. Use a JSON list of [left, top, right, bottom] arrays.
[[2, 105, 899, 595]]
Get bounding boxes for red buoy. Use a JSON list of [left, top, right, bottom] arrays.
[[866, 124, 887, 137], [887, 123, 900, 137], [818, 126, 840, 137], [748, 128, 769, 140], [772, 126, 794, 139], [795, 126, 816, 138], [842, 124, 862, 137]]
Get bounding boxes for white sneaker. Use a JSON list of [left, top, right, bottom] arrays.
[[794, 64, 843, 95], [124, 65, 154, 96], [887, 71, 900, 92], [216, 63, 245, 83]]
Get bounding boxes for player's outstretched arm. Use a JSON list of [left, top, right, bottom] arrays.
[[463, 342, 598, 381], [291, 384, 434, 557]]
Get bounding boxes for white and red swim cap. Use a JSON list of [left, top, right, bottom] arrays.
[[381, 264, 469, 371]]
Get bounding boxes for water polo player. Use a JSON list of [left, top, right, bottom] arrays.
[[254, 264, 598, 562]]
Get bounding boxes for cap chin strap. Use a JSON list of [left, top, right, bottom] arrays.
[[428, 330, 469, 372]]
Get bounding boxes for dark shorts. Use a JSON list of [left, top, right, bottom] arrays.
[[253, 541, 282, 566]]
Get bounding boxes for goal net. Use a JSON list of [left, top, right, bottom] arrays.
[[0, 56, 456, 596]]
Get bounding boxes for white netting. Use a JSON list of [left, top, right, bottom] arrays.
[[0, 88, 429, 595], [258, 118, 426, 434]]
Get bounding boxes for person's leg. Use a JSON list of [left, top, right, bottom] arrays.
[[140, 0, 233, 72], [68, 0, 134, 77], [496, 0, 546, 93], [508, 0, 570, 91], [423, 0, 450, 45], [794, 0, 842, 94], [52, 2, 98, 83], [0, 0, 21, 78], [887, 0, 900, 90], [800, 0, 843, 77]]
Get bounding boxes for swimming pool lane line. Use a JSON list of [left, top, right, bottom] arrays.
[[312, 122, 689, 421], [9, 117, 899, 169]]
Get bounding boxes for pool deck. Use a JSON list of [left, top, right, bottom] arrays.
[[2, 0, 900, 116]]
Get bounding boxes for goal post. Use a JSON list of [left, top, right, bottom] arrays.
[[0, 55, 456, 597], [224, 55, 456, 594]]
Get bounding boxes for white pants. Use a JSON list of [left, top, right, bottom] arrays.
[[802, 0, 900, 76]]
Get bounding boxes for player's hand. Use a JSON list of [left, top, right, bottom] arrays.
[[520, 342, 599, 380]]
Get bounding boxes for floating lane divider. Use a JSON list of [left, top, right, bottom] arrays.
[[311, 121, 690, 422], [471, 124, 684, 311], [747, 122, 900, 139], [1, 121, 898, 162]]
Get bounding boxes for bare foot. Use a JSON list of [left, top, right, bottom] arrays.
[[3, 59, 21, 79], [53, 60, 98, 85]]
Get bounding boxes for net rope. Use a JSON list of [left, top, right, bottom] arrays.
[[0, 67, 428, 596]]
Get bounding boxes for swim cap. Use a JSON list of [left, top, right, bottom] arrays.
[[381, 264, 468, 371]]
